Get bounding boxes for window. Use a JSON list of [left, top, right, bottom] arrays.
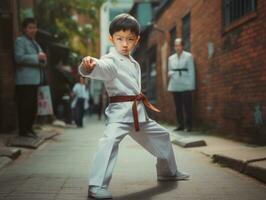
[[0, 0, 12, 52], [109, 8, 128, 21], [0, 17, 13, 51], [182, 13, 190, 51], [223, 0, 257, 26], [169, 26, 176, 55], [137, 3, 152, 27], [147, 46, 157, 102], [0, 0, 10, 13]]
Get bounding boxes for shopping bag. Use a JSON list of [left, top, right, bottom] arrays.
[[37, 85, 54, 115]]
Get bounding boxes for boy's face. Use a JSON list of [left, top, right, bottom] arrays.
[[109, 30, 140, 56]]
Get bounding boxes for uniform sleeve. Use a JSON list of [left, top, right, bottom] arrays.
[[79, 56, 118, 81], [187, 54, 196, 90], [167, 56, 175, 77], [72, 84, 78, 95], [14, 38, 39, 65]]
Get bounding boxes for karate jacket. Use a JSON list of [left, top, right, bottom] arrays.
[[79, 48, 150, 124], [167, 51, 195, 92]]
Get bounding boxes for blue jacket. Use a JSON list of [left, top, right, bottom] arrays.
[[14, 35, 44, 85]]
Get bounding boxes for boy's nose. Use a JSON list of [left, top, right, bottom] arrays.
[[122, 40, 128, 46]]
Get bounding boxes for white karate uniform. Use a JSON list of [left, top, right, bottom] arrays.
[[71, 83, 89, 110], [79, 48, 178, 188], [167, 51, 195, 92]]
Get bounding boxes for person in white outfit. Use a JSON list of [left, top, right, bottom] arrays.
[[71, 76, 89, 127], [167, 38, 195, 132], [79, 13, 189, 199]]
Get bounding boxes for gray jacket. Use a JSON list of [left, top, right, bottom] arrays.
[[167, 51, 195, 92], [15, 35, 44, 85]]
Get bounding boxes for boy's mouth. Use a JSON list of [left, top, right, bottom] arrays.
[[121, 49, 128, 53]]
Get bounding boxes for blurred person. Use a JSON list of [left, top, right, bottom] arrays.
[[167, 38, 195, 132], [14, 17, 47, 138], [71, 76, 89, 127]]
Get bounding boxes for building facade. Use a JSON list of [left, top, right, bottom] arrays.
[[131, 0, 266, 144], [0, 0, 20, 133]]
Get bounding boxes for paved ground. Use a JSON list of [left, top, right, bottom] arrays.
[[0, 116, 265, 200]]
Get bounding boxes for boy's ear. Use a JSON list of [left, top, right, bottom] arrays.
[[136, 36, 140, 44], [109, 35, 114, 44]]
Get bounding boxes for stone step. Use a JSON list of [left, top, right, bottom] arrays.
[[7, 136, 45, 149], [0, 157, 12, 171], [172, 137, 207, 148], [0, 147, 21, 159], [212, 147, 266, 183]]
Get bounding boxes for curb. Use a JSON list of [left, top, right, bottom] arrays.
[[7, 136, 45, 149], [0, 147, 22, 171], [171, 136, 207, 148], [245, 160, 266, 183], [212, 154, 266, 183], [0, 127, 62, 171], [0, 157, 13, 171], [0, 147, 21, 159], [212, 154, 245, 172]]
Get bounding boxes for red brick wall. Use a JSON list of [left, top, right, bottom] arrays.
[[146, 0, 200, 124], [143, 0, 266, 143]]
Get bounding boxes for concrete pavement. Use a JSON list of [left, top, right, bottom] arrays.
[[0, 125, 62, 171], [0, 116, 265, 200], [165, 127, 266, 183]]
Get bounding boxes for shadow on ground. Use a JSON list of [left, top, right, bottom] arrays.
[[88, 182, 178, 200]]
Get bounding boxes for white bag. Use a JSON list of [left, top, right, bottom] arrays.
[[37, 85, 54, 116]]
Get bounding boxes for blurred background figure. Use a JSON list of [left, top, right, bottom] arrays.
[[71, 76, 89, 127], [167, 38, 195, 132], [14, 17, 47, 138]]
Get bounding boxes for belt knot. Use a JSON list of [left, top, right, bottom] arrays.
[[135, 93, 144, 101], [109, 93, 160, 131]]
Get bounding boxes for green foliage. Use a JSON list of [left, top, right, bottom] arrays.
[[35, 0, 108, 56]]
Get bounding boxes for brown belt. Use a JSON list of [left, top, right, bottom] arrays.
[[109, 93, 160, 131]]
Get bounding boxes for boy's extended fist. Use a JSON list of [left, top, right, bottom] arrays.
[[82, 56, 96, 72]]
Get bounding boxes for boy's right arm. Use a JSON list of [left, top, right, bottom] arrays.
[[79, 56, 117, 81], [81, 56, 96, 73]]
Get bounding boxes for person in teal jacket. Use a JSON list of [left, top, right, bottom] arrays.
[[15, 18, 47, 137]]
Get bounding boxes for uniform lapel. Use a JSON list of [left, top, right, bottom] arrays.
[[110, 48, 141, 93], [177, 51, 185, 68], [130, 56, 141, 92]]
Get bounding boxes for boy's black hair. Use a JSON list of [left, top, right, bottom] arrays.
[[109, 13, 140, 36], [22, 18, 37, 29]]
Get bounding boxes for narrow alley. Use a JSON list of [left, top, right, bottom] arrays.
[[0, 116, 265, 200]]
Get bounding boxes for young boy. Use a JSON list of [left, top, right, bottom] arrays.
[[79, 13, 189, 199]]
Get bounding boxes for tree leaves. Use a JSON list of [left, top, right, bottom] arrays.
[[35, 0, 108, 57]]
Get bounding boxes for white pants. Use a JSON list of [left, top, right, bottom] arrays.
[[89, 120, 178, 188]]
